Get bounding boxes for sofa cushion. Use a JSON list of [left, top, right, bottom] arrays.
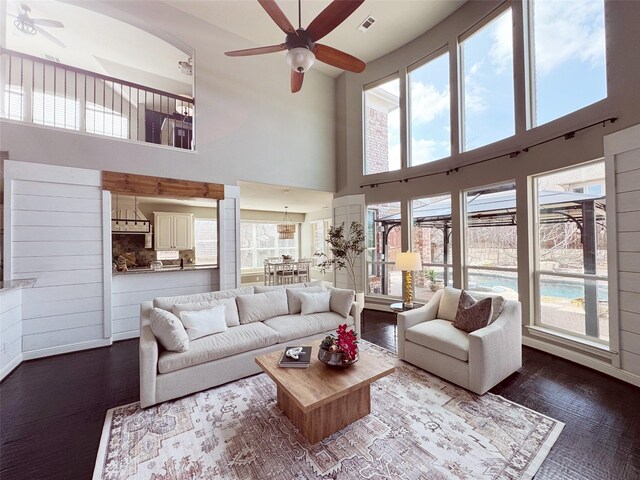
[[153, 287, 254, 311], [172, 298, 240, 327], [452, 290, 493, 333], [286, 286, 325, 314], [263, 312, 355, 343], [437, 287, 462, 322], [149, 308, 189, 353], [158, 323, 279, 374], [255, 282, 307, 293], [405, 319, 469, 362], [300, 290, 331, 315], [329, 288, 355, 318], [179, 305, 228, 340], [236, 290, 289, 324]]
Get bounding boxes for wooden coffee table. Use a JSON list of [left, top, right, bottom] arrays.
[[255, 339, 394, 444]]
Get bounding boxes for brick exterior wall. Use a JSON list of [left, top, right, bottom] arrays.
[[365, 107, 389, 174]]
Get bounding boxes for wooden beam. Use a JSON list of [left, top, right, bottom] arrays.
[[102, 171, 224, 200]]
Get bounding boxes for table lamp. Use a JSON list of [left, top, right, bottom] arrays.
[[395, 252, 423, 308]]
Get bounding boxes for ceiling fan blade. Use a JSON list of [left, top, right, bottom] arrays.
[[257, 0, 296, 35], [306, 0, 364, 42], [31, 18, 64, 28], [225, 43, 287, 57], [313, 44, 365, 73], [35, 26, 66, 48], [291, 70, 304, 93]]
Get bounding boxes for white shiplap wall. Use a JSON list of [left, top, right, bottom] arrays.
[[0, 288, 23, 379], [615, 146, 640, 376], [332, 195, 365, 291], [219, 186, 240, 290], [111, 269, 219, 340], [5, 161, 110, 359]]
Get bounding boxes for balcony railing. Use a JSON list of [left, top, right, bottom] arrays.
[[0, 48, 194, 150]]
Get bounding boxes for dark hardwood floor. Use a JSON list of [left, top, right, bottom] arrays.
[[1, 309, 639, 480]]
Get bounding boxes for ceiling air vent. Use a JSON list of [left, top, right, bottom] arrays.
[[357, 15, 376, 33]]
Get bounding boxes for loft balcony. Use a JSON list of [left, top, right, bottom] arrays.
[[1, 48, 194, 150]]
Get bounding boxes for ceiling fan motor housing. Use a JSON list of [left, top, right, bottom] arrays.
[[285, 29, 316, 73]]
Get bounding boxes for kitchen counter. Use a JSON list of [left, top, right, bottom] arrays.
[[113, 265, 217, 276]]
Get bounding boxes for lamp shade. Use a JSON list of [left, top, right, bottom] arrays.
[[395, 252, 422, 271], [286, 47, 316, 73]]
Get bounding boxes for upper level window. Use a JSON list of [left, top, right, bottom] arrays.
[[33, 91, 80, 130], [409, 52, 451, 166], [460, 8, 515, 151], [364, 77, 400, 175], [86, 102, 129, 139], [3, 85, 24, 121], [529, 0, 606, 126]]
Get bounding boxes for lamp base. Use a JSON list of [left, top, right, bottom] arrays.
[[403, 271, 413, 308], [403, 301, 414, 309]]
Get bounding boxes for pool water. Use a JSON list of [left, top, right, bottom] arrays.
[[468, 272, 608, 301]]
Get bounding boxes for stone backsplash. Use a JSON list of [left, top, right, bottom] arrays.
[[112, 234, 195, 267]]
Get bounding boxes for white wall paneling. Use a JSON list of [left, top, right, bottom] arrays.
[[0, 288, 23, 380], [219, 186, 240, 291], [331, 195, 365, 291], [111, 269, 219, 340], [5, 160, 111, 359]]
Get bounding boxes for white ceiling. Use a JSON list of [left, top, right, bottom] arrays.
[[168, 0, 467, 76], [239, 181, 333, 213], [3, 0, 193, 93]]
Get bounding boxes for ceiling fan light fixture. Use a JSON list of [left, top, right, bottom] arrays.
[[285, 47, 315, 73]]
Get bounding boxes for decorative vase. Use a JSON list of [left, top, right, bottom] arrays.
[[317, 347, 359, 368], [355, 291, 365, 314]]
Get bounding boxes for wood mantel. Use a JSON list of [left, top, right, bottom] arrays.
[[102, 171, 224, 200]]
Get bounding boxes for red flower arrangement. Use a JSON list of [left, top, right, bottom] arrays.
[[320, 324, 359, 361]]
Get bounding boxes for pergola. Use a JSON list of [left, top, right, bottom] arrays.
[[373, 188, 606, 336]]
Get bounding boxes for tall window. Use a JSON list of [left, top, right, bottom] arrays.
[[32, 91, 80, 130], [240, 222, 299, 270], [464, 183, 518, 299], [3, 85, 23, 121], [460, 8, 515, 151], [86, 102, 129, 139], [366, 202, 402, 296], [529, 0, 606, 126], [310, 218, 332, 265], [194, 218, 218, 265], [534, 162, 608, 342], [409, 52, 451, 166], [364, 77, 400, 175], [411, 194, 453, 302]]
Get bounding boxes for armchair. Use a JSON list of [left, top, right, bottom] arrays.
[[397, 287, 522, 395]]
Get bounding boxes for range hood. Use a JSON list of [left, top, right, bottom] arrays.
[[111, 207, 151, 234]]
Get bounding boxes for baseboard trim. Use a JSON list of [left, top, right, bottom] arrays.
[[22, 338, 113, 361], [113, 331, 140, 341], [0, 354, 23, 382], [523, 337, 640, 388]]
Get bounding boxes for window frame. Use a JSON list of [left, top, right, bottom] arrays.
[[240, 221, 300, 271], [193, 217, 218, 266]]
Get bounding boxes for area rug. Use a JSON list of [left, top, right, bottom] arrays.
[[93, 341, 563, 480]]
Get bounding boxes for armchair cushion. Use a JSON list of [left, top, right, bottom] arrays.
[[452, 290, 493, 333], [405, 319, 469, 362]]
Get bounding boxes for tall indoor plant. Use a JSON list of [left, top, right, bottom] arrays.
[[317, 221, 366, 310]]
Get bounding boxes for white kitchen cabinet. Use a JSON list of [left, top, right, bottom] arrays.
[[154, 212, 193, 250]]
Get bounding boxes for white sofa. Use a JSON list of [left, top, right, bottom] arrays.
[[139, 283, 360, 408], [397, 287, 522, 395]]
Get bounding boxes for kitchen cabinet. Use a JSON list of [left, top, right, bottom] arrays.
[[154, 212, 193, 250]]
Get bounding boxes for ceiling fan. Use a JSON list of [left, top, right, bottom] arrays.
[[9, 3, 66, 48], [225, 0, 366, 93]]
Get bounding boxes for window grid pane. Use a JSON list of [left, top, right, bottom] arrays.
[[194, 219, 218, 265], [364, 78, 401, 175]]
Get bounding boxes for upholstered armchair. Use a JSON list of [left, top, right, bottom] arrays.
[[397, 287, 522, 395]]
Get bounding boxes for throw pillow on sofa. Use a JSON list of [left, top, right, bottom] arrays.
[[329, 288, 355, 318], [452, 290, 493, 333], [178, 304, 228, 340], [172, 298, 240, 327], [286, 286, 325, 314], [300, 290, 332, 315], [236, 289, 289, 324], [149, 308, 190, 352]]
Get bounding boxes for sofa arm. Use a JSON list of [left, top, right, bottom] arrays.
[[139, 323, 159, 408], [397, 289, 443, 359], [468, 300, 522, 394], [350, 302, 362, 336]]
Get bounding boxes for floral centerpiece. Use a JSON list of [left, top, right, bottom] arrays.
[[318, 324, 359, 367]]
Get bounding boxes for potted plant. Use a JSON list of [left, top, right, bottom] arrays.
[[316, 221, 366, 310], [425, 268, 438, 292], [318, 324, 359, 367]]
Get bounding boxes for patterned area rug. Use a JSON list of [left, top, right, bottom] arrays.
[[94, 341, 563, 480]]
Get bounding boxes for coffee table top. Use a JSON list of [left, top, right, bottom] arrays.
[[255, 339, 395, 413]]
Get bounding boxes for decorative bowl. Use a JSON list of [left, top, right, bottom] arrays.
[[317, 348, 359, 368]]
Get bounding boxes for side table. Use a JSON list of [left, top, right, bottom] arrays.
[[389, 302, 424, 348]]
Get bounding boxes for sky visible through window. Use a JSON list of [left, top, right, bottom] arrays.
[[409, 52, 450, 165], [532, 0, 606, 126]]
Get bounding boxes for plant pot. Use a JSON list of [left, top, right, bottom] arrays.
[[317, 347, 359, 368], [355, 291, 365, 313]]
